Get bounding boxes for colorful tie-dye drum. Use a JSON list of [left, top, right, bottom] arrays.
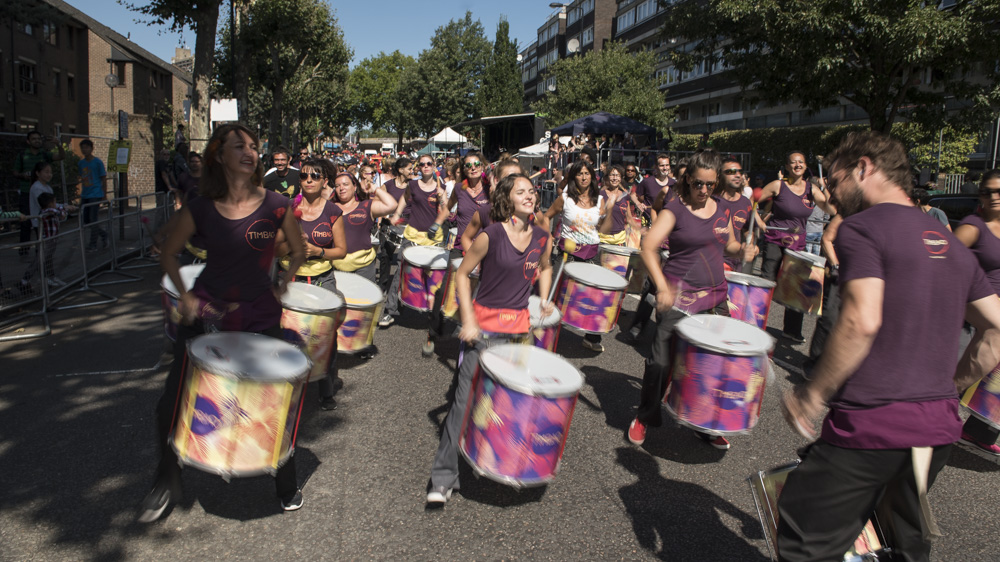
[[663, 315, 773, 435], [280, 282, 346, 382], [440, 257, 480, 320], [962, 368, 1000, 430], [748, 462, 892, 562], [160, 264, 206, 342], [171, 333, 311, 478], [725, 272, 776, 329], [599, 244, 639, 279], [528, 295, 561, 352], [333, 271, 384, 354], [556, 262, 628, 334], [399, 246, 449, 312], [774, 250, 826, 315], [459, 344, 583, 488]]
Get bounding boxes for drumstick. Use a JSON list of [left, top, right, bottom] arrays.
[[528, 168, 548, 181], [742, 188, 764, 275], [547, 239, 576, 302]]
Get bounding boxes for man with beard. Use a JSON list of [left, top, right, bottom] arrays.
[[778, 131, 1000, 562], [630, 153, 675, 224], [263, 147, 300, 198]]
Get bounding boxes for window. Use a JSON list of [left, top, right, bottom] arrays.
[[617, 10, 636, 32], [67, 74, 75, 101], [43, 21, 58, 46], [582, 26, 594, 45], [17, 21, 33, 36], [568, 7, 580, 26], [19, 62, 37, 95], [580, 0, 594, 15], [636, 0, 655, 22], [53, 69, 61, 97], [115, 62, 126, 87]]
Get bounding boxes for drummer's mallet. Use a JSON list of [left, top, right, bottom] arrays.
[[547, 238, 576, 303], [742, 187, 764, 274]]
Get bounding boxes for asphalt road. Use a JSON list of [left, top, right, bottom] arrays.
[[1, 266, 998, 561]]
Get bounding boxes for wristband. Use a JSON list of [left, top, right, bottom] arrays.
[[428, 223, 440, 236]]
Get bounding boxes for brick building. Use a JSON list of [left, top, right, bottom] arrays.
[[1, 0, 192, 197]]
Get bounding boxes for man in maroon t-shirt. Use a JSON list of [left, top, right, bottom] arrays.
[[630, 153, 675, 223], [778, 132, 1000, 562]]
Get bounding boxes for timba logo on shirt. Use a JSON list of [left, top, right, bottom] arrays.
[[922, 230, 949, 257]]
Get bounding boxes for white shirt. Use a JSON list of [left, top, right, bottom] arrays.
[[29, 181, 54, 228]]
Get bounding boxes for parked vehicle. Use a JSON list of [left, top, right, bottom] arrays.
[[928, 194, 979, 230]]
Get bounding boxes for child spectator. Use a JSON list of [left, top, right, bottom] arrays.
[[21, 192, 73, 290]]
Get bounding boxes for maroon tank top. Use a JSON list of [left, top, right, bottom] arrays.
[[407, 179, 441, 232], [600, 188, 629, 235], [453, 184, 490, 251], [475, 222, 549, 310], [298, 199, 343, 249], [764, 180, 814, 250], [342, 199, 375, 253]]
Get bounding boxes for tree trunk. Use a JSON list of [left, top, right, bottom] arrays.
[[268, 43, 284, 146], [190, 2, 221, 150], [233, 0, 253, 124]]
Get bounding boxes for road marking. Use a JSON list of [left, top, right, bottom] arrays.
[[53, 357, 165, 377]]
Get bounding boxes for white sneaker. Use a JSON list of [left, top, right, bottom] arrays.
[[426, 486, 452, 505], [582, 338, 604, 353], [378, 313, 395, 327], [46, 277, 66, 288]]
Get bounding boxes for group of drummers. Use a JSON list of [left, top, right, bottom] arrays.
[[139, 123, 1000, 562]]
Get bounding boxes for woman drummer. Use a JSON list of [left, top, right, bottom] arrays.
[[276, 158, 348, 411], [376, 157, 411, 297], [458, 160, 528, 251], [380, 154, 450, 327], [626, 149, 752, 451], [331, 171, 398, 283], [426, 173, 554, 506], [953, 169, 1000, 456], [756, 151, 834, 342], [598, 164, 631, 245], [139, 124, 307, 523]]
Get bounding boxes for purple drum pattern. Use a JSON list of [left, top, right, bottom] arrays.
[[399, 262, 447, 312], [725, 273, 775, 329], [962, 368, 1000, 429], [774, 250, 825, 315], [557, 278, 624, 333]]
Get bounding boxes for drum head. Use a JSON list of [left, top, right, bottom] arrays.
[[332, 271, 383, 308], [725, 271, 776, 289], [528, 295, 561, 328], [564, 262, 628, 290], [161, 264, 206, 297], [784, 249, 827, 268], [187, 332, 311, 381], [600, 244, 638, 256], [402, 246, 448, 268], [281, 282, 344, 314], [676, 315, 773, 356], [479, 344, 582, 398]]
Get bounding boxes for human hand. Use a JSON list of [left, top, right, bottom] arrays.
[[541, 299, 555, 319], [742, 243, 758, 262], [781, 386, 823, 440], [179, 292, 199, 324], [654, 286, 675, 312], [458, 322, 481, 343]]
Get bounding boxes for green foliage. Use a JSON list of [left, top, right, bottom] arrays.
[[530, 42, 673, 134], [0, 3, 65, 25], [348, 51, 418, 143], [893, 123, 979, 175], [660, 0, 1000, 134], [477, 18, 523, 117]]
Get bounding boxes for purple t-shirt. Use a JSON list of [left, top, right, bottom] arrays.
[[475, 222, 549, 310], [383, 178, 405, 202], [407, 180, 440, 232], [717, 193, 752, 270], [600, 188, 629, 235], [636, 176, 675, 209], [453, 185, 490, 251], [660, 196, 729, 311], [764, 180, 814, 251], [298, 199, 342, 249], [821, 204, 993, 449], [341, 199, 375, 254], [960, 214, 1000, 295], [187, 190, 289, 331]]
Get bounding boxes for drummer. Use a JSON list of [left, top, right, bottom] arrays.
[[952, 169, 1000, 456], [139, 124, 307, 523], [426, 173, 553, 506], [756, 151, 835, 343], [544, 160, 607, 353], [381, 155, 449, 327], [376, 157, 410, 297], [276, 158, 348, 411], [627, 149, 753, 451], [597, 164, 631, 246], [713, 157, 754, 272], [331, 172, 398, 283], [459, 160, 543, 252]]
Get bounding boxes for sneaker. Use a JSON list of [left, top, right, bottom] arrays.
[[422, 340, 435, 357], [698, 432, 731, 450], [627, 418, 646, 446], [378, 313, 395, 327], [959, 432, 1000, 456], [280, 489, 304, 511], [582, 338, 604, 353], [320, 396, 337, 411], [137, 483, 172, 523], [46, 277, 66, 288], [426, 486, 453, 505], [783, 332, 805, 344], [628, 325, 642, 341], [86, 244, 98, 253]]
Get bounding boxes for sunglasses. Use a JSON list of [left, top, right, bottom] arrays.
[[690, 180, 717, 190], [980, 188, 1000, 197], [420, 162, 435, 167], [464, 161, 483, 169], [723, 168, 742, 175], [299, 172, 324, 181]]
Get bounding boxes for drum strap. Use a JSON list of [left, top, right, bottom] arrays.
[[912, 447, 943, 541]]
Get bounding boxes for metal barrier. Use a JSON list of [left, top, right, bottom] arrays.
[[47, 206, 118, 311], [0, 228, 51, 342]]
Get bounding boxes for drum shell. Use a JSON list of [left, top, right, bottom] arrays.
[[555, 264, 627, 334], [459, 351, 581, 488], [774, 250, 825, 315], [598, 244, 637, 279], [528, 295, 561, 352], [334, 271, 384, 354], [663, 335, 769, 434], [726, 272, 776, 329], [399, 248, 449, 312], [281, 307, 345, 381], [441, 258, 480, 320], [962, 369, 1000, 430]]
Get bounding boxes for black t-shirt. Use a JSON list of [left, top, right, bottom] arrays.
[[154, 160, 169, 193], [263, 168, 300, 198]]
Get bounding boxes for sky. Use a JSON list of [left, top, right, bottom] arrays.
[[72, 0, 560, 67]]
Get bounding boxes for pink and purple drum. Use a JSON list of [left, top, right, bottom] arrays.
[[774, 250, 825, 315], [663, 315, 773, 434], [280, 282, 345, 381], [599, 244, 639, 279], [399, 246, 449, 312], [440, 257, 480, 320], [171, 332, 311, 478], [556, 262, 628, 334], [528, 295, 561, 352], [160, 264, 205, 341], [962, 368, 1000, 430], [333, 271, 383, 354], [725, 272, 776, 329], [460, 344, 583, 488]]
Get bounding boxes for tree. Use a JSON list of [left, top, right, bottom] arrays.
[[126, 0, 222, 145], [894, 123, 979, 175], [399, 12, 491, 136], [531, 42, 673, 133], [348, 51, 418, 147], [477, 18, 523, 117], [659, 0, 1000, 134]]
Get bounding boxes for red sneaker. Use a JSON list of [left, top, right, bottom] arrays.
[[698, 432, 731, 450], [628, 418, 646, 446], [960, 432, 1000, 456]]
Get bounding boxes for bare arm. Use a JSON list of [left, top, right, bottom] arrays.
[[543, 195, 564, 231], [954, 223, 980, 249], [457, 232, 490, 341], [369, 188, 399, 218], [160, 207, 197, 321], [278, 208, 306, 294], [536, 233, 554, 305], [957, 295, 1000, 392], [640, 208, 677, 311], [461, 211, 482, 252], [821, 215, 843, 267]]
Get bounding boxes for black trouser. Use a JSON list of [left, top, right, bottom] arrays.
[[761, 241, 803, 339], [808, 275, 841, 361], [81, 197, 108, 247], [18, 191, 31, 245], [154, 322, 297, 498], [631, 277, 655, 334], [636, 299, 729, 426], [377, 229, 399, 295], [777, 440, 951, 562], [428, 248, 464, 342]]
